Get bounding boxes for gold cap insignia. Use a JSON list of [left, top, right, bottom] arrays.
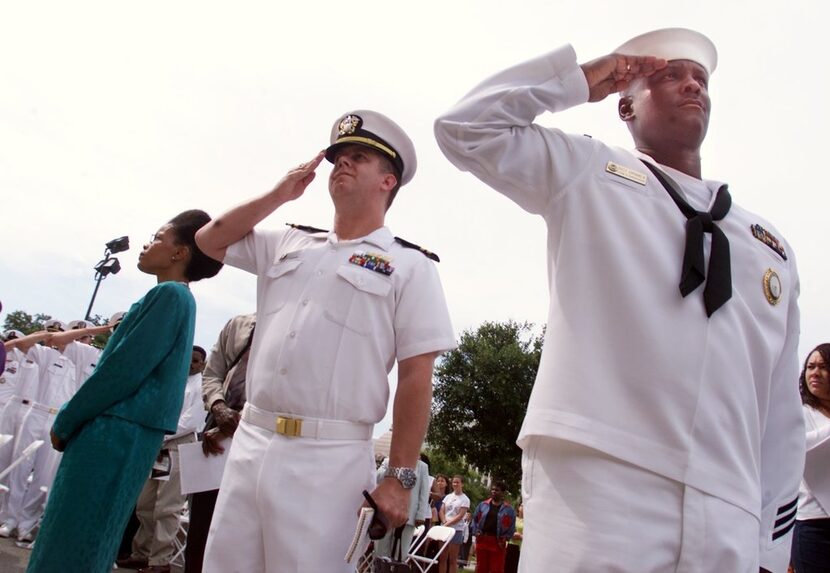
[[338, 114, 363, 136], [763, 268, 782, 306]]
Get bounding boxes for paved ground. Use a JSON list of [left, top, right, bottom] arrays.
[[0, 536, 185, 573], [0, 537, 27, 573]]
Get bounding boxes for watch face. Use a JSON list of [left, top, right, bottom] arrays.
[[399, 469, 417, 488], [389, 467, 417, 488]]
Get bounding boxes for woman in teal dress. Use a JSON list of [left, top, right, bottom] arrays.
[[27, 210, 223, 573]]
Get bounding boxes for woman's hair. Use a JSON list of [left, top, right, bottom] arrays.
[[799, 343, 830, 410], [168, 210, 223, 282], [434, 473, 451, 495]]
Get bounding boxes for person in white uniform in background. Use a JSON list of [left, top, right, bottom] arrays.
[[61, 319, 104, 385], [0, 331, 41, 481], [0, 319, 78, 541], [195, 110, 456, 573], [435, 28, 803, 573], [120, 346, 207, 573], [792, 343, 830, 571], [1, 331, 26, 427]]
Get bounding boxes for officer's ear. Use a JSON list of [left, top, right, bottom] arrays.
[[618, 96, 635, 122]]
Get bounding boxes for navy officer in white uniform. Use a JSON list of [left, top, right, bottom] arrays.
[[196, 110, 456, 572], [435, 28, 804, 573]]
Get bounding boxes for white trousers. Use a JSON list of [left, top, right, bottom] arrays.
[[0, 399, 30, 477], [203, 420, 375, 573], [519, 437, 760, 573], [1, 407, 59, 533], [0, 403, 43, 529]]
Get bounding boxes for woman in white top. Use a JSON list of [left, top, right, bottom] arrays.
[[792, 343, 830, 572], [439, 475, 470, 573]]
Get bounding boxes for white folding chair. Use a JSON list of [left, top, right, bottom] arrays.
[[406, 525, 455, 573], [409, 524, 425, 555], [0, 439, 44, 486], [169, 502, 190, 567]]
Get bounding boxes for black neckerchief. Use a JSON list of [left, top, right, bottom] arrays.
[[641, 161, 732, 317]]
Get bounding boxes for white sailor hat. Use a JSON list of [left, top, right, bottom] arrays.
[[325, 110, 417, 186], [108, 311, 126, 327], [3, 330, 24, 341], [44, 319, 67, 332], [68, 319, 93, 330], [615, 27, 717, 75]]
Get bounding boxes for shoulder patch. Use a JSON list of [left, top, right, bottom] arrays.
[[394, 236, 440, 262], [286, 223, 329, 234]]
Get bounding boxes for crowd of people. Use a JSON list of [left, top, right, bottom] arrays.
[[0, 24, 827, 573]]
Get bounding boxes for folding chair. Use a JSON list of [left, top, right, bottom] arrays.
[[409, 524, 425, 555], [169, 502, 190, 567], [355, 549, 373, 573], [406, 525, 455, 573], [0, 439, 44, 485]]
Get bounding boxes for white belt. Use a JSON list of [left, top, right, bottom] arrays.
[[17, 397, 58, 415], [242, 403, 372, 441]]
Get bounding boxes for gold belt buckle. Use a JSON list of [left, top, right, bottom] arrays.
[[276, 416, 303, 437]]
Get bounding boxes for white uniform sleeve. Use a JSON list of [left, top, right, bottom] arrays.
[[434, 44, 593, 215], [223, 228, 283, 276], [394, 257, 456, 361], [759, 258, 805, 572]]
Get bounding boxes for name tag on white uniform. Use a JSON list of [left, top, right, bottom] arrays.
[[606, 161, 647, 185]]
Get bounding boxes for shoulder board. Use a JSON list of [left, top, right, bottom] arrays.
[[286, 223, 329, 234], [394, 237, 440, 262]]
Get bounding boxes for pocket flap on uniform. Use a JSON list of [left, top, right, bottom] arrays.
[[336, 264, 392, 296], [266, 258, 303, 279]]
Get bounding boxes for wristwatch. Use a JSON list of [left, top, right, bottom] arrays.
[[384, 466, 417, 489]]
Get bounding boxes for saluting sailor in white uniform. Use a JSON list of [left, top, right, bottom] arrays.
[[196, 110, 456, 572], [0, 319, 79, 541], [0, 331, 26, 428], [436, 28, 803, 573], [61, 319, 103, 385]]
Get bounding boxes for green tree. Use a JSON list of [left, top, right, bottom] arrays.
[[3, 310, 111, 349], [428, 320, 542, 495], [3, 311, 52, 334], [422, 447, 490, 505]]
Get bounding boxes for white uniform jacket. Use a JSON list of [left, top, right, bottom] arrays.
[[224, 225, 456, 424], [62, 342, 100, 386], [0, 348, 25, 403], [435, 44, 804, 571]]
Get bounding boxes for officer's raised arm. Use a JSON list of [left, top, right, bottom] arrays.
[[194, 150, 325, 262]]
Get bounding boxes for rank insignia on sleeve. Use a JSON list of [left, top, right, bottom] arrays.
[[349, 252, 394, 276], [751, 224, 787, 260], [763, 268, 783, 306]]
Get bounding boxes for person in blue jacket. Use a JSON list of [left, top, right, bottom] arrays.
[[27, 210, 223, 573], [470, 482, 516, 573]]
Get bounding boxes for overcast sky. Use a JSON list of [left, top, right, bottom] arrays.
[[2, 0, 827, 436]]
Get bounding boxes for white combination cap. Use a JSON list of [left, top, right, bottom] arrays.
[[44, 319, 67, 332], [325, 110, 417, 186], [615, 27, 717, 75], [3, 330, 24, 341], [68, 319, 93, 330], [108, 311, 126, 326]]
